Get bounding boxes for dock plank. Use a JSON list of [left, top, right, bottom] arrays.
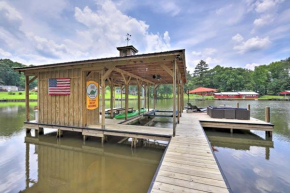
[[150, 112, 230, 193]]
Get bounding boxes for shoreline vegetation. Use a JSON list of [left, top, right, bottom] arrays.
[[0, 91, 289, 102]]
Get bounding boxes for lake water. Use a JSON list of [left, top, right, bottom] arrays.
[[0, 99, 290, 193]]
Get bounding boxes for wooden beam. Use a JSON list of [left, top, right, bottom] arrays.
[[28, 76, 38, 84], [114, 67, 154, 85], [102, 66, 115, 81], [25, 75, 30, 121], [160, 64, 173, 77]]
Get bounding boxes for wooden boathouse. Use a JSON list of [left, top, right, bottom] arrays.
[[15, 45, 186, 139]]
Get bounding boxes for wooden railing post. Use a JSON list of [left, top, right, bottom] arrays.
[[265, 106, 270, 123]]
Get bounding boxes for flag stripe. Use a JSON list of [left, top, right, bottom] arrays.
[[49, 78, 70, 95]]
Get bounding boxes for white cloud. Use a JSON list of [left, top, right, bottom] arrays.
[[232, 33, 244, 42], [0, 1, 22, 22], [159, 0, 180, 16], [245, 63, 260, 70], [255, 0, 284, 13], [192, 51, 201, 56], [253, 14, 274, 27], [74, 0, 171, 56], [0, 48, 11, 57], [234, 36, 271, 54], [204, 48, 217, 55], [216, 4, 233, 15]]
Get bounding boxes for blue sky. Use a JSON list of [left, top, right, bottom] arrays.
[[0, 0, 289, 72]]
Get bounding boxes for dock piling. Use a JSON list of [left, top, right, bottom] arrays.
[[38, 127, 44, 135], [265, 106, 270, 123], [236, 102, 239, 108], [247, 104, 250, 111]]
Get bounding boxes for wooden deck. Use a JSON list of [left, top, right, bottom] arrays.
[[149, 113, 230, 193], [195, 112, 274, 131]]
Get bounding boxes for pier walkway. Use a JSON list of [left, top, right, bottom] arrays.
[[149, 112, 230, 193]]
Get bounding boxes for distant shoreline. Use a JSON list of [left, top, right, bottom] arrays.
[[1, 98, 289, 103]]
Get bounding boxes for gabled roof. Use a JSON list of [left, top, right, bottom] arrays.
[[14, 49, 187, 85], [188, 87, 217, 94], [279, 90, 290, 94]]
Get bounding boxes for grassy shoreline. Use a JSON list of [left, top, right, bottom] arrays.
[[0, 92, 288, 101]]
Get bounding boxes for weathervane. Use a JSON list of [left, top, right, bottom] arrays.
[[126, 33, 131, 46]]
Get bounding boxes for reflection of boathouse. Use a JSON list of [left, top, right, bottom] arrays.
[[22, 134, 163, 193]]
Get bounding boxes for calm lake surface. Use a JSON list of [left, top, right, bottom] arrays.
[[0, 99, 290, 193]]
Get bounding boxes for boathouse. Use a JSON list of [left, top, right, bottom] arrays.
[[214, 92, 259, 99], [15, 45, 186, 138]]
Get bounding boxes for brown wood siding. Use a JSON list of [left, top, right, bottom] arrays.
[[38, 68, 85, 127]]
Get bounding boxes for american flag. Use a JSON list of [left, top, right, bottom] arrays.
[[48, 78, 70, 95]]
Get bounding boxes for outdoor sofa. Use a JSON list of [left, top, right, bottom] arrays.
[[207, 106, 250, 120]]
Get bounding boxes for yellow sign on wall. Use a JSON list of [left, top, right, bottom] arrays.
[[86, 81, 99, 110]]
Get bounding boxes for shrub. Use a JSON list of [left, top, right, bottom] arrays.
[[19, 92, 23, 95], [8, 91, 13, 95]]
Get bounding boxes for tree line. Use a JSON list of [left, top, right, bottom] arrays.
[[1, 57, 290, 95], [0, 59, 37, 89], [185, 58, 290, 95]]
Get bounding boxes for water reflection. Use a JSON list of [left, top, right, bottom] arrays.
[[206, 129, 273, 160], [22, 132, 164, 193]]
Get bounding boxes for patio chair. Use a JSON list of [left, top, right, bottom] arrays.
[[187, 103, 206, 112]]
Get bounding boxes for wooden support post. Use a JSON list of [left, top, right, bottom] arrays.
[[230, 128, 233, 134], [153, 85, 157, 110], [125, 84, 129, 120], [101, 70, 106, 129], [83, 135, 87, 142], [236, 102, 239, 108], [113, 86, 115, 107], [110, 80, 114, 119], [173, 59, 177, 137], [265, 106, 270, 123], [101, 136, 105, 145], [121, 85, 123, 108], [177, 84, 180, 124], [247, 104, 251, 111], [144, 85, 146, 111], [58, 129, 63, 138], [38, 127, 44, 135], [25, 75, 30, 121], [147, 85, 150, 112], [138, 84, 141, 115]]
